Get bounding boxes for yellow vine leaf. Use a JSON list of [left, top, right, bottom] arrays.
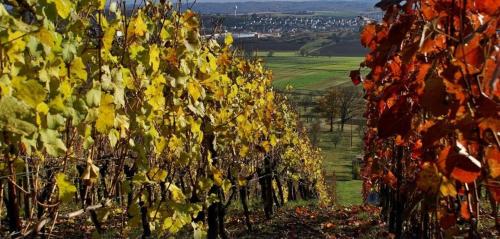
[[48, 0, 73, 19], [99, 0, 107, 10], [270, 134, 277, 147], [239, 145, 249, 157], [131, 13, 147, 37], [149, 45, 160, 72], [96, 94, 115, 133], [225, 33, 233, 46], [212, 167, 223, 186], [37, 28, 55, 48], [55, 173, 77, 203], [70, 57, 87, 81], [440, 176, 457, 197], [102, 25, 116, 51], [169, 184, 186, 203], [187, 81, 201, 101]]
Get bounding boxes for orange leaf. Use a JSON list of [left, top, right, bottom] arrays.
[[437, 146, 451, 174], [474, 0, 500, 15], [454, 34, 484, 74], [361, 24, 376, 48], [384, 171, 397, 189], [486, 146, 500, 178], [460, 201, 471, 221], [451, 167, 481, 184]]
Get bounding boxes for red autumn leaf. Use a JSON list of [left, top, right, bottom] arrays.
[[486, 146, 500, 178], [421, 120, 451, 146], [361, 24, 376, 48], [478, 117, 500, 144], [422, 76, 449, 117], [421, 1, 438, 20], [474, 0, 500, 15], [439, 213, 457, 229], [460, 201, 471, 221], [454, 34, 485, 74], [384, 171, 398, 189], [421, 34, 446, 55], [350, 70, 362, 85], [486, 180, 500, 202], [449, 143, 482, 183], [443, 79, 466, 103], [377, 97, 413, 138], [415, 63, 431, 84], [476, 93, 499, 118], [451, 167, 481, 184], [388, 56, 402, 77], [437, 146, 452, 174], [482, 58, 499, 97]]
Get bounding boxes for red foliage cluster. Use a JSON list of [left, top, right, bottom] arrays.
[[353, 0, 499, 236]]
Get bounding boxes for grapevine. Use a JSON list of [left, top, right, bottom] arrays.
[[0, 0, 329, 237], [352, 0, 499, 237]]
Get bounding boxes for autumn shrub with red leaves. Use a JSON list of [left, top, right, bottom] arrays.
[[352, 0, 499, 237]]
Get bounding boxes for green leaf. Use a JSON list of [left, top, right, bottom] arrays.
[[40, 129, 67, 156], [55, 173, 77, 203], [12, 77, 47, 108], [47, 113, 66, 129], [86, 88, 101, 107], [62, 42, 76, 62], [0, 96, 36, 136]]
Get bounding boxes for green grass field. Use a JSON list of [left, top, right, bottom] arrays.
[[315, 123, 364, 206], [259, 51, 365, 205], [258, 52, 363, 90]]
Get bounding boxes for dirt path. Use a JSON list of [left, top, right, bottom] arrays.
[[226, 205, 387, 239]]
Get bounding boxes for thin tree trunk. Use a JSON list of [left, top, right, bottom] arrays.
[[239, 186, 252, 231], [140, 201, 151, 238], [274, 174, 285, 206], [6, 155, 21, 232], [330, 115, 334, 132]]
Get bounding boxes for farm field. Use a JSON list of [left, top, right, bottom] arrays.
[[257, 51, 364, 90], [259, 51, 365, 205], [312, 122, 364, 206]]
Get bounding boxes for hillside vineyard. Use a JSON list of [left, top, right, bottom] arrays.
[[0, 1, 329, 237]]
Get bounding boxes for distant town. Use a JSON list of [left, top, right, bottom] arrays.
[[202, 12, 382, 38]]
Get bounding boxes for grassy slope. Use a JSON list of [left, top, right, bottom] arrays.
[[316, 123, 364, 206], [258, 52, 363, 90]]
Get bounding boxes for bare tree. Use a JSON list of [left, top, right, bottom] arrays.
[[316, 88, 339, 132], [309, 119, 321, 147], [337, 86, 362, 132]]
